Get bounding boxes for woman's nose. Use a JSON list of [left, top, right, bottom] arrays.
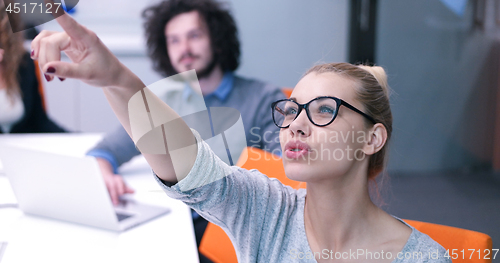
[[288, 110, 311, 137]]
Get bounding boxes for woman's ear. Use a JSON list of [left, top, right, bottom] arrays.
[[362, 123, 387, 155], [0, 49, 4, 63]]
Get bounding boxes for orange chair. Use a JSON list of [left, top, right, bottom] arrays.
[[235, 147, 304, 189], [33, 60, 47, 111], [199, 151, 494, 263], [282, 88, 293, 98], [199, 223, 237, 263], [404, 219, 493, 263]]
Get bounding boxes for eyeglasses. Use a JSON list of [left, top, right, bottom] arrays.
[[271, 96, 376, 128]]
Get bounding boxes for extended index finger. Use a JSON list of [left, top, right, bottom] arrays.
[[46, 0, 88, 41]]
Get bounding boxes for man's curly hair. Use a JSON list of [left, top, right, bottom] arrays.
[[142, 0, 240, 77]]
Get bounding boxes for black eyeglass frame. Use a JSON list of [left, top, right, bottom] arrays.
[[271, 96, 377, 128]]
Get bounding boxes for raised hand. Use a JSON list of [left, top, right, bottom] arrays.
[[31, 9, 196, 184], [31, 10, 131, 88]]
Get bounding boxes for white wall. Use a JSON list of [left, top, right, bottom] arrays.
[[229, 0, 348, 87], [38, 0, 349, 132]]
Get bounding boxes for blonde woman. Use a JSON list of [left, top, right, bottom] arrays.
[[32, 12, 449, 263]]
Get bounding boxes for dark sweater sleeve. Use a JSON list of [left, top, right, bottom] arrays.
[[10, 53, 66, 133]]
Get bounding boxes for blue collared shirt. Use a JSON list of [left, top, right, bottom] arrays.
[[182, 71, 234, 102]]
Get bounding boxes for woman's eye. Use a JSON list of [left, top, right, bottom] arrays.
[[318, 106, 335, 114], [284, 107, 297, 116]]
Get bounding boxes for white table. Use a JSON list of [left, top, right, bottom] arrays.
[[0, 133, 199, 263]]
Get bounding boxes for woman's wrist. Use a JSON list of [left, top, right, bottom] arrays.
[[107, 62, 145, 92]]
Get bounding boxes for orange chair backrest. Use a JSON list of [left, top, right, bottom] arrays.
[[199, 222, 237, 263], [282, 88, 293, 98], [199, 147, 304, 263], [236, 147, 304, 189], [33, 60, 47, 111], [404, 219, 493, 263]]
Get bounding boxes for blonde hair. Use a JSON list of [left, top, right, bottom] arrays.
[[0, 0, 25, 101], [305, 63, 393, 181]]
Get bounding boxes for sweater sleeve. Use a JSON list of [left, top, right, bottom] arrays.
[[155, 129, 301, 262], [86, 125, 141, 169]]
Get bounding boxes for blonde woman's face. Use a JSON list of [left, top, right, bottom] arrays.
[[280, 72, 370, 183]]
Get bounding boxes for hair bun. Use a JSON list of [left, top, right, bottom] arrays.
[[357, 65, 391, 98]]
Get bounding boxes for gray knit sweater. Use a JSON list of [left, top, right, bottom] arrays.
[[156, 130, 451, 263]]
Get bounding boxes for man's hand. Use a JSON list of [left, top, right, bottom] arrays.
[[96, 158, 134, 205]]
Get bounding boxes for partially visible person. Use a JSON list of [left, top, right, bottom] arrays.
[[86, 0, 284, 205], [0, 0, 66, 134]]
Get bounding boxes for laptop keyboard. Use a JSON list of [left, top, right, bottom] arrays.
[[116, 213, 132, 221]]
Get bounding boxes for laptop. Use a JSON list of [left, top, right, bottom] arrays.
[[0, 144, 170, 232]]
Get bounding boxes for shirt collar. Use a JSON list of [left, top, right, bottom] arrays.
[[182, 72, 234, 101]]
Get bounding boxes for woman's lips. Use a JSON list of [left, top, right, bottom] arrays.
[[284, 141, 311, 159]]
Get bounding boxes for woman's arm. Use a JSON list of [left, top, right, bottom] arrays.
[[159, 129, 302, 262], [31, 11, 196, 183]]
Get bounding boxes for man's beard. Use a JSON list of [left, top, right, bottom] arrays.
[[175, 54, 218, 79], [195, 56, 218, 79]]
